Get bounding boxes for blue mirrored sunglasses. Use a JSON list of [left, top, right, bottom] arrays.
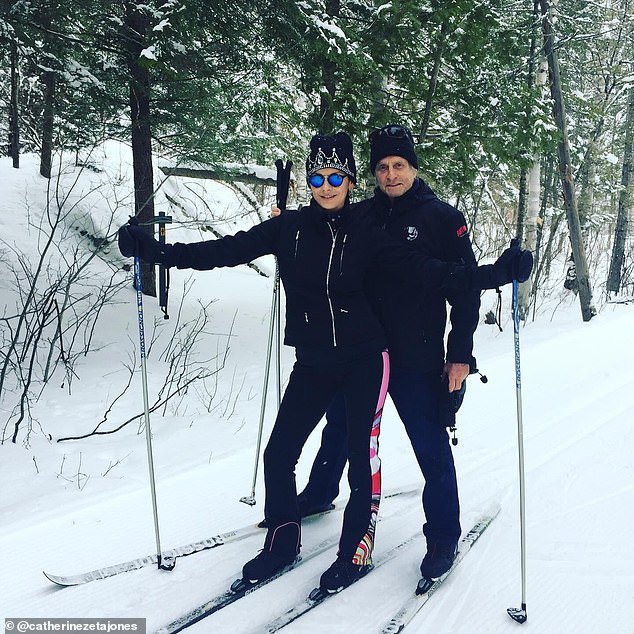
[[309, 173, 347, 188]]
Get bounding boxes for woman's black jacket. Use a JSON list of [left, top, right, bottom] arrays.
[[163, 200, 476, 360]]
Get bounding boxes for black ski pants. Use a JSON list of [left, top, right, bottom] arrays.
[[262, 349, 389, 563]]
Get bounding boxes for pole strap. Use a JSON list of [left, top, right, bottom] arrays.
[[154, 213, 173, 319]]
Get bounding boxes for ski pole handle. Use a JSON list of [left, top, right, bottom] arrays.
[[275, 159, 293, 212]]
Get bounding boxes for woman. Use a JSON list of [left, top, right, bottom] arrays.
[[118, 132, 531, 593]]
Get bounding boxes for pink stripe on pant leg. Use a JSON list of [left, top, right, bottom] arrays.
[[353, 349, 390, 565], [375, 349, 390, 413]]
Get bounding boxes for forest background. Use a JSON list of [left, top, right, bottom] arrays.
[[0, 0, 633, 443]]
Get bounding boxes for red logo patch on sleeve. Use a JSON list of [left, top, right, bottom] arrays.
[[456, 225, 467, 237]]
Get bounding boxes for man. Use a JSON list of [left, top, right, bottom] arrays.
[[295, 124, 481, 581]]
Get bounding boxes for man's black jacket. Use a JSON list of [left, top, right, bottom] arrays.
[[365, 179, 480, 372]]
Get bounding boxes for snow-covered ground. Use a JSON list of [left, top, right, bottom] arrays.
[[1, 150, 633, 633]]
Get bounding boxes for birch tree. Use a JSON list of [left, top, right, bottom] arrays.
[[518, 1, 548, 318], [539, 0, 595, 321]]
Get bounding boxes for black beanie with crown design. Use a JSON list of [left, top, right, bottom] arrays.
[[306, 131, 357, 183]]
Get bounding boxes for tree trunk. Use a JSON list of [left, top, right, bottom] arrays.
[[530, 155, 557, 319], [40, 69, 55, 179], [517, 5, 547, 318], [126, 3, 156, 296], [38, 6, 55, 179], [607, 81, 634, 293], [577, 133, 602, 229], [418, 21, 448, 144], [539, 0, 595, 321], [516, 167, 528, 245], [159, 165, 278, 186], [518, 161, 540, 317], [318, 0, 340, 134], [9, 39, 20, 169], [319, 60, 336, 135], [577, 151, 596, 230]]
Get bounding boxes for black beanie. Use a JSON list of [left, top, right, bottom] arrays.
[[369, 124, 418, 174], [306, 131, 357, 183]]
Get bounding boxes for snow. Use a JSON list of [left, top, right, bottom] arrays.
[[140, 46, 158, 61], [314, 19, 346, 41], [153, 19, 171, 32], [1, 148, 633, 633]]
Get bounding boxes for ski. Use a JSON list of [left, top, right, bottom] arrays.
[[42, 507, 336, 587], [43, 524, 261, 587], [379, 507, 501, 633], [154, 532, 342, 634], [260, 532, 423, 633], [154, 487, 421, 633], [43, 484, 417, 587]]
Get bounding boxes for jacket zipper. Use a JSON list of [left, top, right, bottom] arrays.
[[294, 229, 300, 259], [382, 204, 393, 230], [339, 233, 347, 275], [326, 224, 338, 347]]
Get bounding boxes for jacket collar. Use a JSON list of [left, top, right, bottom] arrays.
[[373, 178, 438, 218], [308, 198, 350, 231]]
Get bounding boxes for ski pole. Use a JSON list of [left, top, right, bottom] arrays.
[[273, 160, 292, 410], [239, 273, 279, 506], [134, 255, 175, 571], [275, 261, 282, 408], [239, 160, 291, 506], [507, 239, 527, 624]]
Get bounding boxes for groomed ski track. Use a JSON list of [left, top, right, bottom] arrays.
[[1, 257, 633, 633]]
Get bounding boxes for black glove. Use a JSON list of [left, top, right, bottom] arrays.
[[472, 246, 534, 290], [118, 219, 172, 265], [494, 245, 533, 283]]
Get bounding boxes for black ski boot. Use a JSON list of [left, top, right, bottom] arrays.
[[258, 494, 334, 528], [297, 492, 335, 518], [420, 541, 458, 580], [319, 556, 373, 593], [241, 521, 301, 584]]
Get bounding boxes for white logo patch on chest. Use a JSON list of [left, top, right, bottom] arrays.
[[405, 226, 419, 241]]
